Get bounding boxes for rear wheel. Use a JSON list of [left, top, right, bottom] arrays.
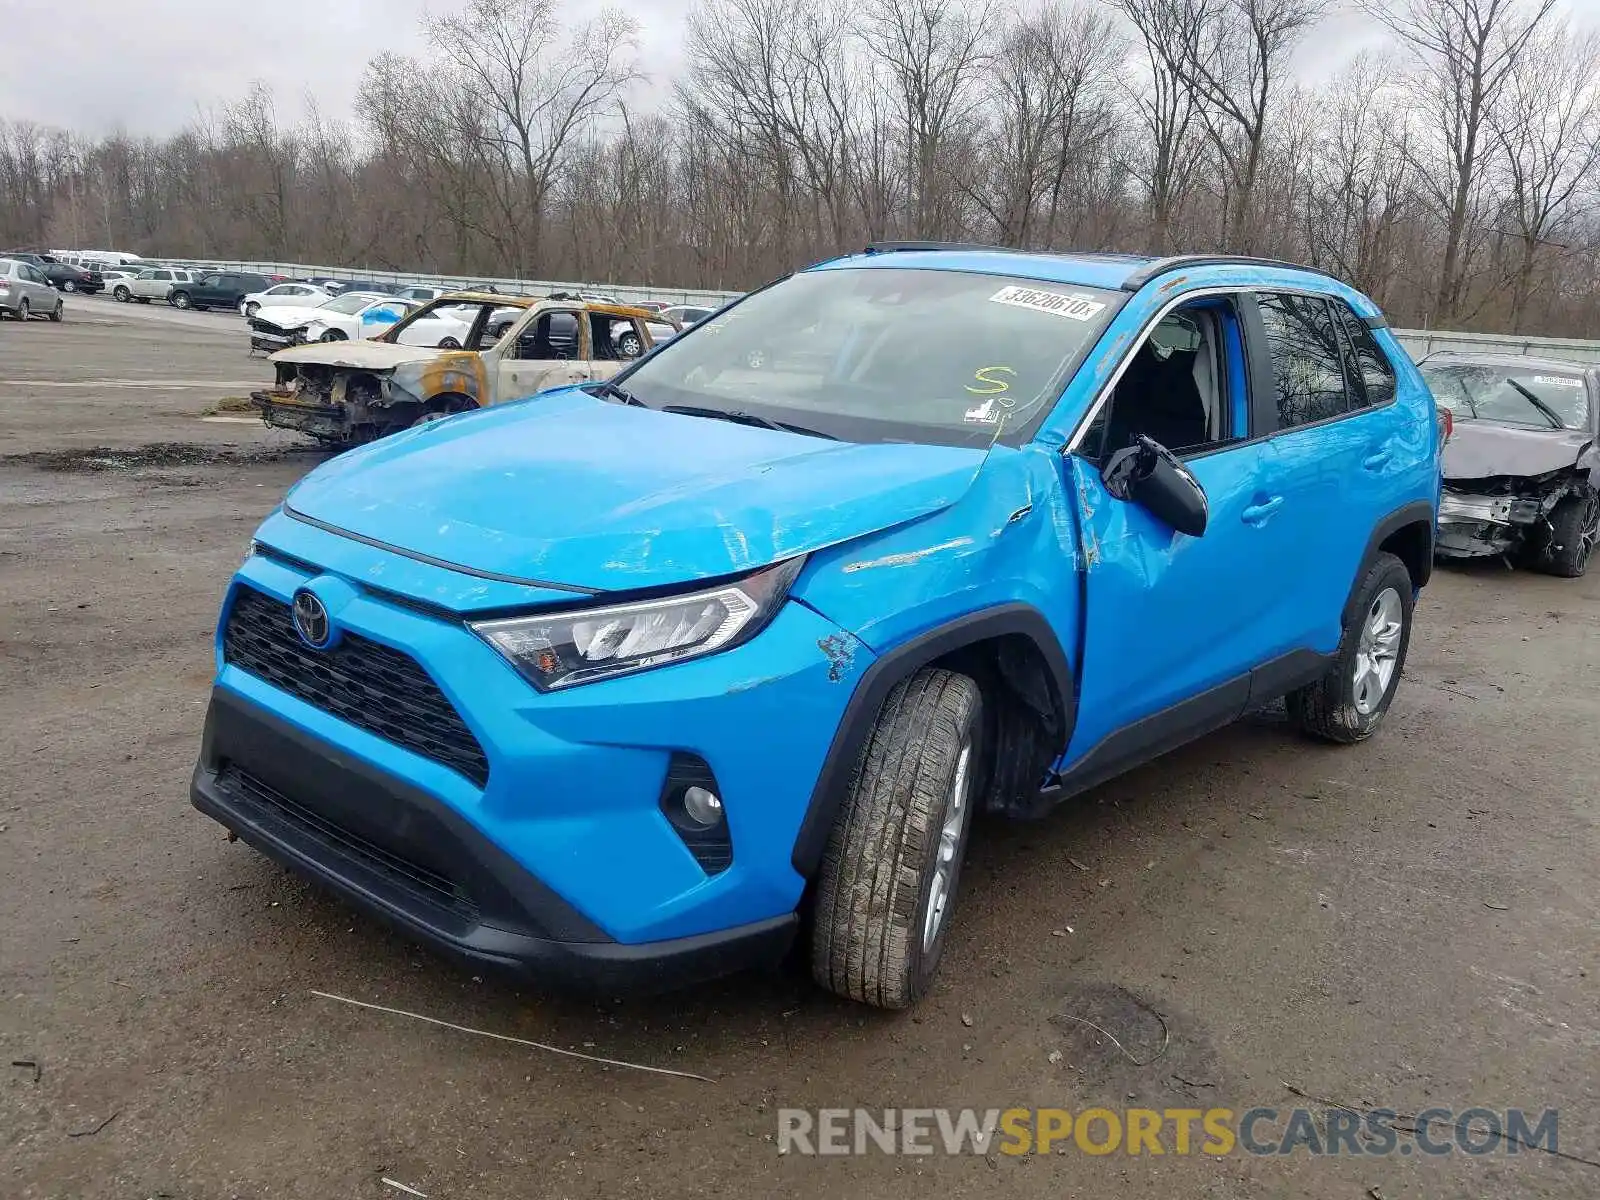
[[618, 331, 643, 357], [810, 668, 984, 1008], [1540, 493, 1598, 578], [1287, 552, 1413, 744], [17, 299, 29, 321], [61, 279, 77, 293]]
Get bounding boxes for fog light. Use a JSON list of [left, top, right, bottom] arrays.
[[682, 785, 723, 827]]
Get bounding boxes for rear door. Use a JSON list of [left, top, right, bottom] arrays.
[[1246, 291, 1406, 655]]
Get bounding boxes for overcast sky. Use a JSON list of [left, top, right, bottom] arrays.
[[0, 0, 1589, 138]]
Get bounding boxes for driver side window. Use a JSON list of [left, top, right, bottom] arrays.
[[1083, 299, 1244, 463]]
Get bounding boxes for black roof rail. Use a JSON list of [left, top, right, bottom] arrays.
[[1120, 254, 1342, 292], [863, 240, 1014, 255]]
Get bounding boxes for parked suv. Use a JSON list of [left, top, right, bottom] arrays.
[[117, 267, 197, 303], [191, 247, 1440, 1008], [169, 271, 271, 311], [0, 257, 65, 320]]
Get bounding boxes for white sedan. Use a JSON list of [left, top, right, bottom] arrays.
[[247, 291, 395, 352], [238, 282, 332, 318], [303, 297, 478, 348]]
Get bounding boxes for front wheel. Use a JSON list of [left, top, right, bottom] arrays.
[[810, 668, 984, 1008], [1287, 552, 1413, 743], [48, 301, 63, 322], [171, 291, 192, 309], [437, 337, 461, 350], [244, 302, 260, 318], [1540, 493, 1598, 577], [618, 332, 643, 357], [114, 286, 131, 302], [320, 329, 347, 342]]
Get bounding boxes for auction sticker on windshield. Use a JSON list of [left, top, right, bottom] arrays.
[[989, 285, 1107, 322]]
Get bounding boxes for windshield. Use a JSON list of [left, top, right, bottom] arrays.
[[1423, 363, 1590, 431], [617, 267, 1123, 447], [321, 293, 380, 315]]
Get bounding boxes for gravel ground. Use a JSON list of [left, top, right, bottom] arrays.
[[1, 296, 1596, 1199]]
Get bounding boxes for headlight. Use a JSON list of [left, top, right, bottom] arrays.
[[471, 557, 805, 690]]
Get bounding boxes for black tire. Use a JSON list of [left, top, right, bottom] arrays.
[[1287, 552, 1414, 744], [171, 291, 192, 309], [320, 329, 347, 342], [48, 301, 62, 323], [244, 302, 260, 318], [810, 668, 984, 1008], [1540, 493, 1598, 578], [618, 332, 643, 357], [113, 285, 131, 302], [61, 279, 77, 293], [17, 299, 28, 321], [438, 337, 461, 350]]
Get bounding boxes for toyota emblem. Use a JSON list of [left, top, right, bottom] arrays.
[[291, 589, 333, 649]]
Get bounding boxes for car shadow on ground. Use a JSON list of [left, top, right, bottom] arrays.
[[187, 706, 1333, 1074]]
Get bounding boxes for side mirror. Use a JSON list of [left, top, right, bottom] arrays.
[[1102, 435, 1209, 537]]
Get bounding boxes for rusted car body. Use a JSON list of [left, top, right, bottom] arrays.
[[249, 293, 675, 446]]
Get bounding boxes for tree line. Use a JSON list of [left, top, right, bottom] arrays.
[[2, 0, 1597, 333]]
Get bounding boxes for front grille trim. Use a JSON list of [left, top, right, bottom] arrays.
[[222, 585, 490, 788]]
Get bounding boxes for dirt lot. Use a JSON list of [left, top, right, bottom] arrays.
[[1, 297, 1596, 1199]]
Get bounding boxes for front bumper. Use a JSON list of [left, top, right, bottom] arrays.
[[250, 388, 352, 440], [192, 689, 797, 992], [192, 521, 869, 986], [1436, 489, 1544, 558]]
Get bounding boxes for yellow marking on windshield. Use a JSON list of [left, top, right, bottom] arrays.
[[966, 365, 1017, 395]]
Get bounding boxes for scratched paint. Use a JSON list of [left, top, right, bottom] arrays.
[[816, 633, 857, 682], [841, 536, 974, 573]]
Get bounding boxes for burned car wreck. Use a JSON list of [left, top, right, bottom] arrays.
[[249, 293, 673, 447], [1421, 353, 1600, 576]]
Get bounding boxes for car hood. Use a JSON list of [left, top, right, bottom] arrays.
[[284, 389, 988, 593], [254, 303, 342, 329], [267, 339, 444, 371], [1442, 420, 1591, 481]]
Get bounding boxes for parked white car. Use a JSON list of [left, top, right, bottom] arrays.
[[117, 267, 199, 303], [246, 291, 393, 353], [239, 282, 332, 318]]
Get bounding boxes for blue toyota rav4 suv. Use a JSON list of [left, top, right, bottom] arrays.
[[192, 246, 1440, 1008]]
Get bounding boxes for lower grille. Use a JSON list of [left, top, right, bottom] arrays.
[[215, 762, 479, 922], [223, 585, 490, 787]]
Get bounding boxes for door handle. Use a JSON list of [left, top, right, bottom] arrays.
[[1242, 496, 1284, 525], [1363, 448, 1394, 470]]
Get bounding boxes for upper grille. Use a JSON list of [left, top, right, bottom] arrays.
[[223, 586, 490, 787]]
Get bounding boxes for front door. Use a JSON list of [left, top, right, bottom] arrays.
[[497, 308, 592, 402], [1058, 295, 1285, 768]]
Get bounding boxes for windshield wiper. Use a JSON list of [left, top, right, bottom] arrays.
[[662, 403, 838, 440], [587, 379, 648, 408], [1504, 379, 1566, 429]]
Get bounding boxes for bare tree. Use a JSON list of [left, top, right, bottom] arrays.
[[1367, 0, 1558, 323], [1489, 21, 1600, 331], [423, 0, 641, 274]]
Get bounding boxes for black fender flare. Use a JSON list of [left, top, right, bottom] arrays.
[[1344, 498, 1436, 628], [790, 602, 1075, 878]]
